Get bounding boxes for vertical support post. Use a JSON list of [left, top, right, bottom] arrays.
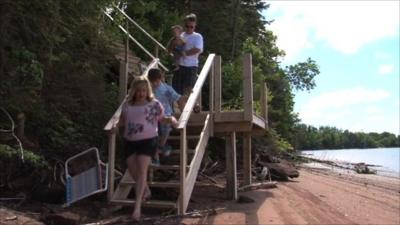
[[261, 82, 268, 127], [243, 54, 253, 121], [154, 45, 159, 58], [214, 56, 222, 121], [243, 133, 252, 186], [119, 21, 129, 103], [178, 127, 187, 215], [209, 62, 214, 136], [225, 132, 237, 200], [107, 131, 116, 201], [118, 62, 127, 103]]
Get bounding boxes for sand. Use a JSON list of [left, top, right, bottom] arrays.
[[1, 164, 399, 225], [184, 165, 400, 225]]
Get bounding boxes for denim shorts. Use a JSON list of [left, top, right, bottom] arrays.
[[124, 137, 158, 158], [158, 123, 172, 136]]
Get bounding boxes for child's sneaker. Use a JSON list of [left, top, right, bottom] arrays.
[[152, 159, 160, 166], [193, 104, 201, 113], [161, 145, 172, 157]]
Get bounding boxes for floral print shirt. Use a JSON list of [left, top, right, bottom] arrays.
[[122, 100, 164, 141]]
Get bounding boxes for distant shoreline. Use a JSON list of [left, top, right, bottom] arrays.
[[300, 146, 400, 151]]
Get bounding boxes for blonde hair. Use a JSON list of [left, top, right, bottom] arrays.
[[171, 25, 183, 31], [127, 76, 154, 105]]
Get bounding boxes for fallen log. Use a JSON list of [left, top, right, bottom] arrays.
[[238, 181, 277, 192], [258, 159, 299, 180]]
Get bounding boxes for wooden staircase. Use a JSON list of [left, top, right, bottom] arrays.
[[103, 5, 269, 215], [105, 54, 217, 214], [109, 117, 210, 211]]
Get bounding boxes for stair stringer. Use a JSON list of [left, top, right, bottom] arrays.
[[178, 113, 212, 213]]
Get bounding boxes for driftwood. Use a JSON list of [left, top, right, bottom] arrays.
[[258, 156, 299, 180], [238, 181, 277, 192]]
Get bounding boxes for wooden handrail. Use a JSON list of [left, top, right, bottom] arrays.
[[103, 11, 169, 72], [177, 54, 216, 129], [104, 59, 159, 131], [112, 5, 169, 54]]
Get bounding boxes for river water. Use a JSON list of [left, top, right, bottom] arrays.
[[301, 147, 400, 177]]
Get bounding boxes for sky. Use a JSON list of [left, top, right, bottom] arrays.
[[263, 0, 400, 135]]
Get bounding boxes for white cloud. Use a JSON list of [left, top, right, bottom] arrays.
[[300, 87, 389, 111], [378, 64, 394, 75], [266, 1, 400, 61], [298, 87, 394, 132]]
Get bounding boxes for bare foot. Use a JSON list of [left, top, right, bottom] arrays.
[[142, 189, 151, 202], [132, 210, 141, 221]]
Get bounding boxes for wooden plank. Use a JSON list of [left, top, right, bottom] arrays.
[[225, 132, 237, 200], [168, 135, 199, 140], [120, 181, 180, 188], [119, 23, 129, 104], [107, 132, 116, 201], [177, 54, 215, 129], [252, 114, 265, 129], [111, 199, 177, 208], [112, 170, 133, 201], [170, 149, 195, 155], [178, 127, 187, 215], [209, 62, 214, 137], [243, 53, 253, 121], [112, 5, 169, 53], [103, 12, 168, 71], [214, 111, 244, 122], [118, 61, 127, 103], [260, 82, 267, 122], [214, 56, 222, 121], [214, 122, 252, 133], [183, 114, 211, 212], [149, 164, 188, 170], [243, 133, 252, 186], [120, 181, 213, 188]]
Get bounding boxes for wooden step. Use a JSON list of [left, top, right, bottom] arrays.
[[168, 135, 199, 140], [120, 181, 180, 188], [120, 180, 218, 188], [169, 149, 195, 155], [149, 164, 189, 170], [110, 199, 177, 208], [187, 122, 206, 127]]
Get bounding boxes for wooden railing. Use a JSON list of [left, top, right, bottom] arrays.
[[104, 59, 159, 201], [103, 53, 267, 214], [103, 7, 169, 72], [176, 53, 216, 214]]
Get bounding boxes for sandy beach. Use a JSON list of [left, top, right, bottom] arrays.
[[183, 165, 400, 225], [1, 164, 399, 225]]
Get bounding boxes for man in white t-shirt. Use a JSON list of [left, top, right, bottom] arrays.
[[172, 13, 203, 96]]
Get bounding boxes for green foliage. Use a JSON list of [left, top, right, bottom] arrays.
[[0, 0, 324, 189], [285, 58, 320, 91], [293, 124, 400, 150], [254, 129, 294, 154], [0, 0, 119, 162], [0, 144, 49, 170], [0, 48, 44, 114]]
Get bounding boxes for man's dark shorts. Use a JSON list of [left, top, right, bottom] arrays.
[[124, 137, 158, 158], [172, 66, 198, 95]]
